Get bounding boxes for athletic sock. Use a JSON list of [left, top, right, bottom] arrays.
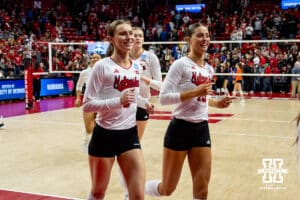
[[145, 179, 161, 197], [232, 91, 237, 96]]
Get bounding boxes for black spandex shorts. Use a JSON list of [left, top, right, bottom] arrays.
[[164, 118, 211, 151], [88, 124, 141, 157], [136, 107, 149, 121]]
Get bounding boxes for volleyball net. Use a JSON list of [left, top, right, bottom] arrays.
[[36, 39, 300, 100]]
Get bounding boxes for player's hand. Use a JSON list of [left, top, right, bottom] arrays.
[[120, 88, 136, 107], [146, 102, 155, 114], [217, 96, 237, 108], [194, 82, 214, 97], [74, 98, 81, 107]]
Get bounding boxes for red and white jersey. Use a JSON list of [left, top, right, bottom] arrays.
[[76, 66, 91, 92], [83, 57, 142, 130], [135, 50, 162, 108], [159, 56, 214, 123]]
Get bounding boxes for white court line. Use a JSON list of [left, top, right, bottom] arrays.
[[210, 132, 294, 140], [222, 117, 291, 123], [149, 127, 294, 140], [151, 113, 291, 123], [9, 118, 82, 126], [0, 187, 84, 200]]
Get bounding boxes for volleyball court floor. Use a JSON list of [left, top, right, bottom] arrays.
[[0, 93, 299, 200]]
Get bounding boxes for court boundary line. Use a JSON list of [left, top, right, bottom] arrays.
[[0, 187, 84, 200], [149, 127, 294, 140]]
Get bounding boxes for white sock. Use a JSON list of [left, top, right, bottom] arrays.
[[145, 179, 161, 197], [239, 90, 244, 99], [118, 165, 129, 196], [225, 88, 229, 95]]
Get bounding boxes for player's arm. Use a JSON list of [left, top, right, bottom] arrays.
[[144, 53, 163, 91], [83, 65, 122, 112], [74, 71, 84, 107]]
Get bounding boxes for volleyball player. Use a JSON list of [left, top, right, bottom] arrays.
[[116, 26, 162, 199], [130, 26, 162, 139], [74, 53, 101, 152], [232, 62, 245, 103], [145, 23, 235, 200], [83, 19, 153, 200]]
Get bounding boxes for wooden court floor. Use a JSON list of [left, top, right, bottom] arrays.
[[0, 97, 299, 200]]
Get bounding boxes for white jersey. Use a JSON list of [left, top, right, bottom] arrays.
[[83, 57, 145, 130], [135, 50, 162, 108], [159, 56, 214, 123], [76, 66, 92, 92]]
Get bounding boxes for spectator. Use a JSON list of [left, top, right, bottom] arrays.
[[32, 62, 45, 102], [291, 61, 300, 99], [232, 62, 245, 102]]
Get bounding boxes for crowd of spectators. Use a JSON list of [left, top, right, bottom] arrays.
[[0, 0, 299, 95]]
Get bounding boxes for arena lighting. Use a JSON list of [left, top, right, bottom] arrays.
[[281, 0, 300, 9], [175, 4, 205, 13]]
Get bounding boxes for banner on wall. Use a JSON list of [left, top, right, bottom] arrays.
[[0, 79, 25, 100], [0, 77, 74, 101], [40, 78, 74, 96]]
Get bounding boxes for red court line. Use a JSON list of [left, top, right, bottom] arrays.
[[150, 111, 233, 123], [0, 189, 72, 200]]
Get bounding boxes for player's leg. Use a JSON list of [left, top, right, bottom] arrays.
[[137, 121, 148, 139], [136, 107, 150, 139], [87, 124, 117, 199], [82, 112, 96, 152], [187, 120, 212, 200], [88, 156, 115, 199], [117, 107, 149, 198], [117, 126, 145, 200], [145, 118, 188, 197], [118, 149, 145, 200], [84, 112, 96, 134], [188, 147, 211, 200], [145, 148, 186, 196]]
